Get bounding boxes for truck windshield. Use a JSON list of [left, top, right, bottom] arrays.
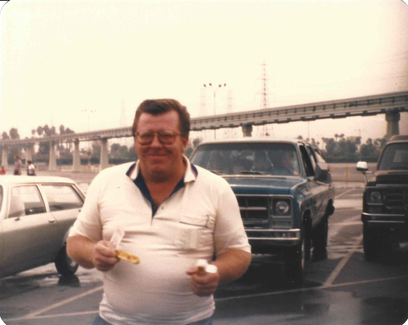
[[191, 142, 300, 176], [378, 143, 408, 171]]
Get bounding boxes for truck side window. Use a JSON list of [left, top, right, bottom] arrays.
[[306, 146, 317, 171], [299, 145, 315, 177]]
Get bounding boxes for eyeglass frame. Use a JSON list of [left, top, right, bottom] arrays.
[[136, 129, 185, 145]]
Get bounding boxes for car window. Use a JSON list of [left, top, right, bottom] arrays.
[[306, 146, 317, 171], [299, 145, 315, 177], [313, 149, 327, 163], [41, 184, 84, 211], [378, 143, 408, 171], [9, 186, 46, 217], [191, 142, 300, 176]]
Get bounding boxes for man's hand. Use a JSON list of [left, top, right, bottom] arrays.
[[92, 240, 120, 271], [186, 267, 220, 297]]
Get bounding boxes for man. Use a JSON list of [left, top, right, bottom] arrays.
[[13, 156, 22, 175], [27, 160, 36, 176], [67, 99, 251, 325], [272, 150, 298, 175]]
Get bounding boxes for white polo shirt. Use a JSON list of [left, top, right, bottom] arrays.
[[69, 158, 251, 325]]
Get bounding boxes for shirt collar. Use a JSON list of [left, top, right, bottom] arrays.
[[126, 155, 198, 183]]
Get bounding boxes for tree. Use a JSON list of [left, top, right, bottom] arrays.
[[2, 132, 10, 140], [9, 128, 20, 140]]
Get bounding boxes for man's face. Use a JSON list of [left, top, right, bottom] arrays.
[[283, 152, 293, 168], [135, 110, 188, 182]]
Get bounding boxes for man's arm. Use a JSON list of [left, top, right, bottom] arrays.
[[187, 248, 251, 297], [67, 235, 120, 271], [212, 248, 252, 284]]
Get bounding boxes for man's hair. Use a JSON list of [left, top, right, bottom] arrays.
[[132, 99, 190, 138]]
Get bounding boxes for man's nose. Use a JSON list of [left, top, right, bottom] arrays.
[[150, 134, 162, 147]]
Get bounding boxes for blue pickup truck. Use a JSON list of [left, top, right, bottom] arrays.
[[190, 138, 335, 285]]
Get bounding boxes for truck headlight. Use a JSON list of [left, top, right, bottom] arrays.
[[368, 190, 383, 204], [273, 199, 291, 216]]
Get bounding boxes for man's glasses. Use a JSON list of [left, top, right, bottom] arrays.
[[136, 130, 182, 145]]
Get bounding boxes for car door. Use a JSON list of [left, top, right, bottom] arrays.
[[40, 183, 84, 243], [1, 185, 59, 272], [299, 145, 327, 225]]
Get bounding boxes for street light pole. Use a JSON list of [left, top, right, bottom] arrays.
[[203, 83, 227, 139]]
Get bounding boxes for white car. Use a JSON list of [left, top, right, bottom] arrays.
[[0, 176, 85, 278]]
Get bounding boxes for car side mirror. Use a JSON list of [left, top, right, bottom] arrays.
[[315, 162, 331, 183], [356, 161, 371, 184], [356, 161, 368, 172]]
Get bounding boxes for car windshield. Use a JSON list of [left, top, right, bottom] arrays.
[[378, 143, 408, 171], [191, 142, 301, 176]]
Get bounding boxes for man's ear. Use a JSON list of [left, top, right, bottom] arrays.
[[182, 135, 189, 151]]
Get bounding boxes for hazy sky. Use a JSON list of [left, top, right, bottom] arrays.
[[0, 0, 407, 144]]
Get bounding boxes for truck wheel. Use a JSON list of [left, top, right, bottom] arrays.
[[284, 227, 307, 286], [312, 217, 328, 261], [55, 244, 78, 277]]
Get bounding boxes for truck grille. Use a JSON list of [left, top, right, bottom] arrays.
[[385, 188, 408, 209], [236, 196, 269, 221]]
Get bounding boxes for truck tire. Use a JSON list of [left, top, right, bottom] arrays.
[[284, 226, 308, 286], [55, 244, 78, 277]]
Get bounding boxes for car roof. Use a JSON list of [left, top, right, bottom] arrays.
[[389, 135, 408, 142], [196, 137, 304, 146], [0, 175, 77, 186]]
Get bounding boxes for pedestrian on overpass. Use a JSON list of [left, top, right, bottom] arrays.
[[67, 98, 252, 325]]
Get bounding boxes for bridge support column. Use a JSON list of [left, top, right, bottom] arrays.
[[1, 147, 8, 167], [49, 141, 57, 171], [385, 111, 400, 140], [73, 139, 81, 172], [26, 144, 34, 162], [100, 138, 109, 170], [242, 124, 253, 137]]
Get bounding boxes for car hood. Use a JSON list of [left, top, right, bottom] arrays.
[[223, 175, 305, 195], [370, 170, 408, 185]]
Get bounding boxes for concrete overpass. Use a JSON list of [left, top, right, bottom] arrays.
[[1, 91, 407, 171]]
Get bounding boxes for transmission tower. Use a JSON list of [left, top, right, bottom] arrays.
[[257, 61, 274, 136]]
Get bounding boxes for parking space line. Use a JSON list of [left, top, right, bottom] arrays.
[[4, 285, 103, 322], [335, 188, 358, 199], [215, 275, 408, 302], [323, 234, 363, 287]]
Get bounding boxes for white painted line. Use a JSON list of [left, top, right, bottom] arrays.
[[12, 311, 99, 320], [323, 234, 363, 288], [328, 214, 361, 238], [215, 275, 408, 302], [4, 285, 103, 322], [335, 188, 358, 199]]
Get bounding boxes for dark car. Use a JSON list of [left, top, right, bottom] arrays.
[[190, 138, 335, 285], [357, 135, 408, 260]]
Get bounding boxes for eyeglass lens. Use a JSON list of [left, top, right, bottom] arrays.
[[138, 130, 178, 144]]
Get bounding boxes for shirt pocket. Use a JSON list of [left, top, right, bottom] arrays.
[[175, 214, 214, 252]]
